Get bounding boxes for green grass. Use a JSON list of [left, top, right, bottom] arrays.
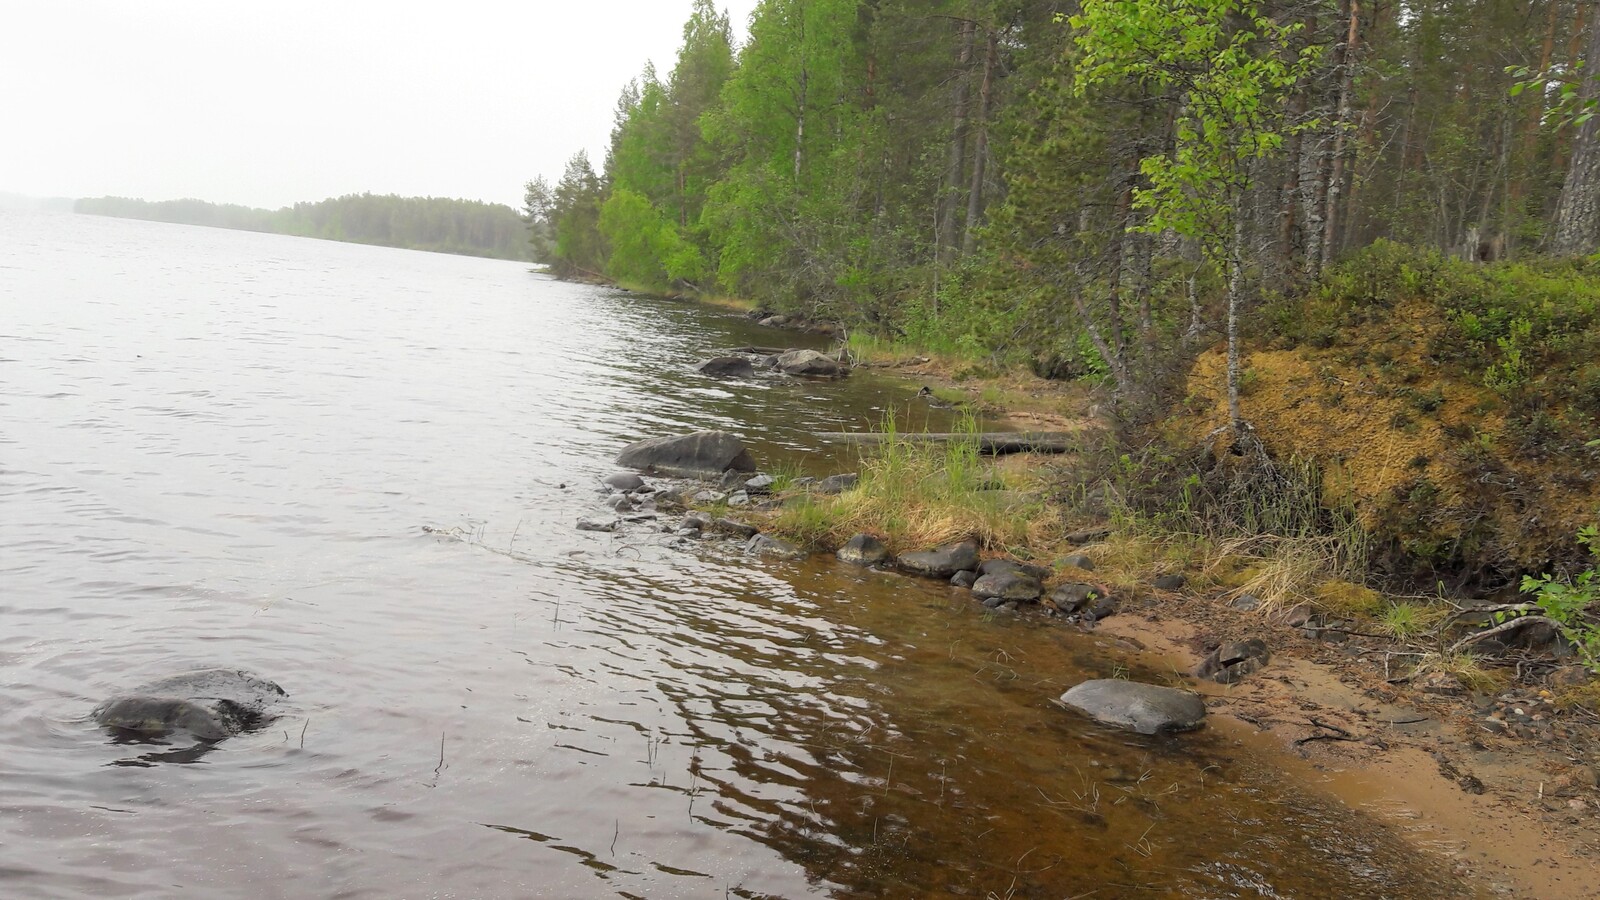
[[768, 408, 1053, 553]]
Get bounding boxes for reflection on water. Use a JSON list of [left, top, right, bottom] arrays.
[[0, 211, 1467, 898]]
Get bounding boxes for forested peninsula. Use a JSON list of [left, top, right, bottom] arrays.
[[76, 193, 529, 261], [528, 0, 1600, 588]]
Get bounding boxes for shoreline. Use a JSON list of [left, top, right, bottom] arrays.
[[635, 288, 1600, 898]]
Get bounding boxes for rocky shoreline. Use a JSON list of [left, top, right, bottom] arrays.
[[583, 334, 1600, 898]]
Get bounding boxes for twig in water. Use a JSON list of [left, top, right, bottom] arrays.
[[611, 818, 619, 856], [300, 717, 309, 749], [434, 731, 447, 779]]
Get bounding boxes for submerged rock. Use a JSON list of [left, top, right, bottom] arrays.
[[898, 541, 979, 579], [951, 570, 978, 589], [1059, 680, 1206, 735], [837, 533, 890, 566], [694, 356, 756, 378], [93, 669, 287, 740], [616, 430, 757, 478], [971, 572, 1043, 603]]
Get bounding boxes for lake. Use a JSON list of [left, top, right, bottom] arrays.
[[0, 211, 1467, 898]]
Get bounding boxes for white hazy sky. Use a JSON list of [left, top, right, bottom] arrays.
[[1, 1, 758, 210]]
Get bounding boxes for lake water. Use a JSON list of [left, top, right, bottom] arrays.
[[0, 212, 1468, 898]]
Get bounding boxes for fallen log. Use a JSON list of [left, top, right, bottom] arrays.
[[815, 431, 1078, 455]]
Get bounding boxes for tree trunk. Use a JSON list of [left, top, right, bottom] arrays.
[[1507, 0, 1560, 240], [1322, 0, 1361, 267], [1226, 205, 1247, 434], [961, 32, 997, 256], [1280, 89, 1307, 274], [1551, 0, 1600, 255], [1318, 1, 1356, 269], [938, 21, 974, 264]]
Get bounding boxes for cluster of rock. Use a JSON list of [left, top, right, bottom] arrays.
[[744, 307, 845, 338], [694, 347, 849, 379], [858, 538, 1122, 624]]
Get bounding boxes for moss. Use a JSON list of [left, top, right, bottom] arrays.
[[1184, 242, 1600, 582], [1314, 580, 1384, 618]]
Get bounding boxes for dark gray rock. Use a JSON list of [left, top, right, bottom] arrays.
[[979, 559, 1051, 581], [1083, 592, 1120, 621], [972, 572, 1044, 603], [577, 517, 620, 533], [93, 669, 287, 740], [898, 540, 980, 578], [951, 570, 978, 589], [745, 533, 808, 560], [1058, 554, 1096, 572], [604, 494, 635, 512], [682, 511, 713, 530], [713, 518, 760, 539], [1196, 638, 1271, 684], [1048, 582, 1101, 613], [814, 473, 859, 494], [1152, 573, 1188, 591], [727, 491, 751, 507], [837, 533, 890, 566], [616, 431, 757, 478], [602, 473, 647, 493], [744, 474, 776, 494], [756, 354, 781, 369], [719, 469, 751, 491], [694, 356, 756, 378], [775, 349, 847, 378], [1059, 679, 1207, 735]]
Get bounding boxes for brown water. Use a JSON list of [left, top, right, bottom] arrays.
[[0, 211, 1470, 898]]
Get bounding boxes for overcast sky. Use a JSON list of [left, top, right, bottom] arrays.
[[0, 1, 757, 210]]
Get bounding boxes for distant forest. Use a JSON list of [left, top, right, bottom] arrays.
[[75, 193, 530, 261]]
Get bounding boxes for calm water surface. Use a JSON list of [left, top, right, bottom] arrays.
[[0, 212, 1467, 898]]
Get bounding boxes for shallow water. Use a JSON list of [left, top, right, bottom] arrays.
[[0, 212, 1469, 898]]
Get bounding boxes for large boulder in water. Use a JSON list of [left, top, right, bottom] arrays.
[[1059, 679, 1206, 735], [616, 430, 757, 478], [93, 669, 287, 740], [694, 356, 756, 378], [775, 349, 847, 378]]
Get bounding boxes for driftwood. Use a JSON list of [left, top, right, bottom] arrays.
[[815, 431, 1078, 455]]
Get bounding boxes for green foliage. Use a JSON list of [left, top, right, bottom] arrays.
[[1070, 0, 1316, 256], [1521, 527, 1600, 673]]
